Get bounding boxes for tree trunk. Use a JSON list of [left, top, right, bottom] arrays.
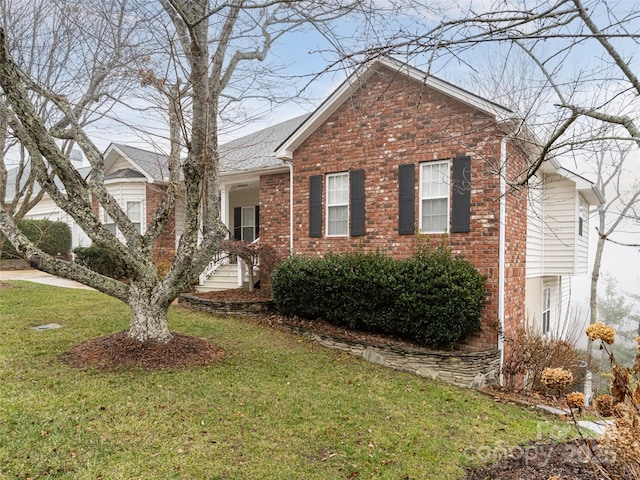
[[127, 286, 172, 343]]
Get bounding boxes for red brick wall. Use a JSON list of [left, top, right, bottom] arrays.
[[502, 143, 529, 341], [261, 65, 529, 352], [145, 183, 176, 262], [259, 172, 291, 258]]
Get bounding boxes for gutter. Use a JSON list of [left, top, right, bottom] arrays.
[[498, 136, 507, 386], [285, 160, 294, 254]]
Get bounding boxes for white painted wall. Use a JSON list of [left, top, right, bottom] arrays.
[[543, 175, 578, 275], [526, 175, 544, 278], [525, 276, 543, 330], [575, 194, 589, 275]]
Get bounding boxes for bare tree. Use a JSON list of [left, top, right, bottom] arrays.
[[0, 0, 358, 343], [0, 0, 149, 221], [348, 0, 640, 183], [589, 143, 640, 327]]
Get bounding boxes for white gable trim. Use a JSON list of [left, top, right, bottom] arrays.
[[103, 143, 155, 183], [540, 158, 604, 205], [274, 56, 515, 160]]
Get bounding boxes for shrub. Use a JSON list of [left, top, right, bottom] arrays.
[[271, 247, 485, 349], [73, 246, 126, 279], [1, 219, 71, 259], [502, 327, 585, 390]]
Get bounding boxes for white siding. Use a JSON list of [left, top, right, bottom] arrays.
[[111, 156, 135, 173], [526, 175, 544, 278], [542, 175, 578, 275], [575, 195, 589, 274], [174, 199, 185, 249], [525, 277, 543, 329], [26, 195, 61, 220], [101, 182, 147, 238]]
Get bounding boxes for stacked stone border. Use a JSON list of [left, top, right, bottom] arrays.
[[179, 294, 500, 389], [179, 294, 274, 316]]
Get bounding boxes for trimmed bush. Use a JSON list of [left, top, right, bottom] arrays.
[[73, 246, 126, 279], [1, 219, 71, 259], [271, 247, 485, 349]]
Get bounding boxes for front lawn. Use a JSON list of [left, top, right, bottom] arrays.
[[0, 282, 562, 479]]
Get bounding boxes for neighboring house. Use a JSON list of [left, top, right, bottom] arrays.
[[4, 56, 604, 359], [3, 144, 184, 262]]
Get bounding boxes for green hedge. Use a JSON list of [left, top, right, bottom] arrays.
[[73, 246, 126, 279], [1, 219, 71, 259], [271, 249, 485, 349]]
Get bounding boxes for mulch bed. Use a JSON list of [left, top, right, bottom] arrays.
[[463, 439, 606, 480], [62, 331, 225, 371]]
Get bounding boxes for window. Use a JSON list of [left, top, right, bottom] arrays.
[[104, 212, 116, 235], [126, 201, 142, 234], [101, 201, 143, 236], [542, 287, 551, 334], [327, 172, 349, 236], [578, 197, 585, 237], [420, 161, 450, 233], [241, 206, 255, 242]]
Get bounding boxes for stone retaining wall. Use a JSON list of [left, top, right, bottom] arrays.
[[179, 295, 500, 388], [283, 325, 500, 388], [179, 294, 274, 316]]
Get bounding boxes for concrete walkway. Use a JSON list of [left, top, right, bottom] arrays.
[[0, 269, 95, 290]]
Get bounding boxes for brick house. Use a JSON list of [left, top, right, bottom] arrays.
[[7, 57, 603, 363], [207, 56, 603, 355]]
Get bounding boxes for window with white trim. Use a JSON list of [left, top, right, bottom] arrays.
[[326, 172, 349, 236], [103, 211, 116, 235], [542, 287, 551, 334], [101, 201, 143, 236], [241, 206, 255, 242], [126, 201, 142, 234], [420, 160, 450, 233]]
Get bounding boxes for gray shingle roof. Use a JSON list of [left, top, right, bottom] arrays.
[[219, 114, 310, 174], [3, 165, 92, 203], [105, 167, 146, 180], [109, 144, 170, 181], [3, 114, 310, 203]]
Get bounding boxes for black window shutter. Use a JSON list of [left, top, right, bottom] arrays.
[[451, 156, 471, 233], [398, 163, 415, 235], [255, 205, 260, 238], [309, 175, 322, 238], [350, 169, 365, 236], [233, 207, 242, 240]]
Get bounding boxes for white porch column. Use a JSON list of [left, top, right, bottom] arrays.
[[220, 183, 230, 238]]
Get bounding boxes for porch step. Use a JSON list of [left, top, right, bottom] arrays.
[[195, 264, 239, 293]]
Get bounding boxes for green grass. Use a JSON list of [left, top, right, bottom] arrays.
[[0, 282, 563, 479]]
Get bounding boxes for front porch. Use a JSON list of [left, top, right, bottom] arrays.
[[197, 176, 262, 293]]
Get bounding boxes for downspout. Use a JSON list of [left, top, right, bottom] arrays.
[[498, 137, 507, 386], [285, 160, 294, 255]]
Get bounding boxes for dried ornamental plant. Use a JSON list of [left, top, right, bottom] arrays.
[[585, 322, 616, 345], [541, 367, 573, 393]]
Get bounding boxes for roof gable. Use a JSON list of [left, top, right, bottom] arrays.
[[275, 56, 515, 159], [104, 143, 169, 182]]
